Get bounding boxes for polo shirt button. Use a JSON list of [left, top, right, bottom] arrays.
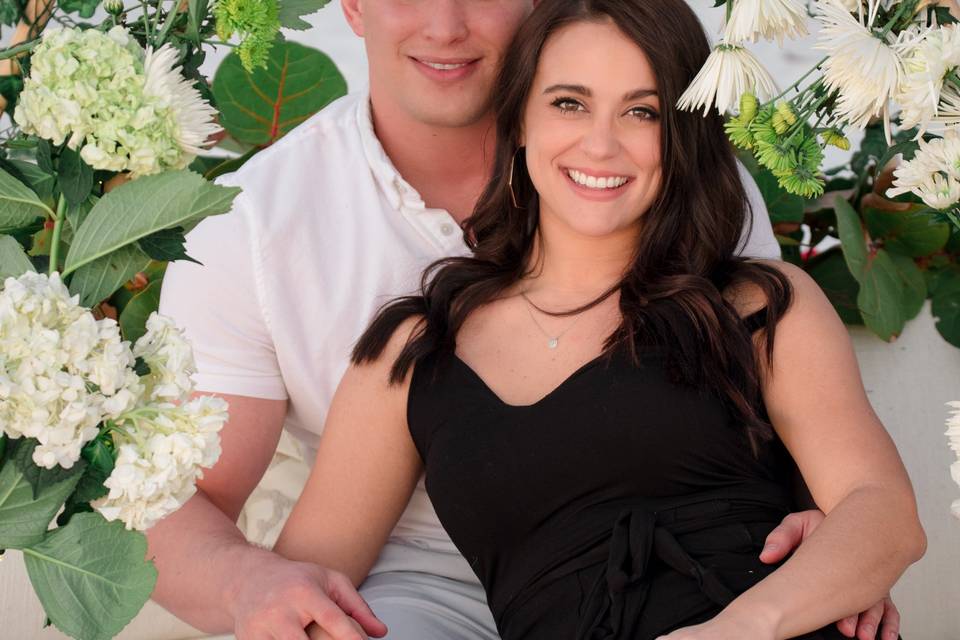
[[440, 223, 455, 236]]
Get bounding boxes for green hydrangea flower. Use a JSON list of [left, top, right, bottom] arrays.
[[214, 0, 281, 72], [14, 26, 219, 177]]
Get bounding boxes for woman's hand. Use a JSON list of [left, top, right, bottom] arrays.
[[654, 609, 775, 640]]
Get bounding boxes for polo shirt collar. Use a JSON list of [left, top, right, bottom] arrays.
[[356, 91, 429, 213]]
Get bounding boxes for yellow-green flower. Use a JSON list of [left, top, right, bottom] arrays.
[[214, 0, 280, 72]]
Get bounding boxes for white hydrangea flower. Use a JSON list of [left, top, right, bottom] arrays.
[[946, 401, 960, 518], [132, 312, 197, 402], [886, 129, 960, 209], [814, 0, 915, 135], [92, 395, 228, 530], [897, 24, 960, 134], [723, 0, 809, 45], [677, 43, 778, 115], [0, 272, 142, 468], [14, 26, 220, 178]]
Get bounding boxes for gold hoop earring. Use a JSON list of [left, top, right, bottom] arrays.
[[508, 148, 524, 209]]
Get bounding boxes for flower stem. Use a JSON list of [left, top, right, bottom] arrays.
[[48, 196, 66, 276], [0, 39, 40, 61], [200, 39, 237, 48], [769, 57, 828, 104]]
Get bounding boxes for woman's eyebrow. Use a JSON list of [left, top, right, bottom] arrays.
[[542, 84, 658, 101]]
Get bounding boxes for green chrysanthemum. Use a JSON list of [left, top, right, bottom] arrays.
[[820, 128, 851, 150], [725, 115, 756, 150], [755, 138, 796, 174], [214, 0, 281, 72], [749, 105, 779, 145]]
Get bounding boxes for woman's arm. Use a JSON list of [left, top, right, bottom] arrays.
[[662, 261, 926, 640], [273, 317, 425, 586]]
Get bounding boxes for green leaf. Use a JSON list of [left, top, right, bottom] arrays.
[[119, 280, 162, 343], [58, 436, 116, 527], [137, 226, 201, 264], [10, 438, 87, 500], [858, 249, 909, 341], [0, 75, 23, 117], [213, 39, 347, 146], [806, 249, 862, 325], [8, 159, 56, 202], [875, 138, 921, 176], [864, 207, 950, 257], [65, 193, 99, 233], [0, 439, 86, 549], [36, 139, 54, 175], [62, 170, 239, 277], [133, 356, 151, 377], [57, 146, 94, 208], [0, 165, 52, 233], [834, 196, 868, 282], [931, 268, 960, 347], [888, 252, 926, 322], [755, 168, 805, 224], [58, 0, 99, 17], [850, 124, 887, 175], [0, 434, 7, 465], [0, 234, 35, 279], [277, 0, 330, 30], [186, 0, 209, 42], [929, 5, 959, 25], [201, 146, 260, 181], [23, 512, 157, 640], [68, 242, 152, 308]]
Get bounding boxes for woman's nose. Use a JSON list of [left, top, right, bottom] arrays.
[[579, 120, 621, 160]]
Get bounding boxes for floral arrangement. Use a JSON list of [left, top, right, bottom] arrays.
[[677, 0, 960, 350], [0, 0, 346, 637]]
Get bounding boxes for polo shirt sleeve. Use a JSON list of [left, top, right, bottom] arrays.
[[158, 194, 288, 400], [736, 161, 783, 261]]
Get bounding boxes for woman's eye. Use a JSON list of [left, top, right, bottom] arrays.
[[551, 98, 584, 113], [628, 106, 659, 120]]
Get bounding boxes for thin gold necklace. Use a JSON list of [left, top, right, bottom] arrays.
[[519, 291, 591, 349]]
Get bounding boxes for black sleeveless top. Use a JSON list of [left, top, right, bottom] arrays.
[[408, 332, 862, 640]]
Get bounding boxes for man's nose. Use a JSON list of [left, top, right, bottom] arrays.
[[422, 0, 470, 44]]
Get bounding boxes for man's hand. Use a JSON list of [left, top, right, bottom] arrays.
[[760, 510, 901, 640], [228, 551, 386, 640]]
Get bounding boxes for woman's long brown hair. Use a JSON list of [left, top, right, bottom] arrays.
[[353, 0, 793, 452]]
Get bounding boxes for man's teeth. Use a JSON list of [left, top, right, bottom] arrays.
[[567, 169, 629, 190], [422, 61, 469, 70]]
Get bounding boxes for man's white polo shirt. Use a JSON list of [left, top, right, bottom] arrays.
[[158, 91, 782, 581]]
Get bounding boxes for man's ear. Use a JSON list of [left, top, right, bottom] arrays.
[[341, 0, 364, 37]]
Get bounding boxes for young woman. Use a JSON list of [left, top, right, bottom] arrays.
[[274, 1, 925, 638]]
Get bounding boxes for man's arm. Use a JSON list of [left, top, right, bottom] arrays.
[[146, 393, 286, 631], [147, 393, 383, 640]]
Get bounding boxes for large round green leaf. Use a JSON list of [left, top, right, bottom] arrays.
[[857, 249, 909, 341], [213, 39, 347, 146], [931, 268, 960, 348], [806, 249, 862, 325], [864, 207, 950, 258], [22, 512, 157, 640]]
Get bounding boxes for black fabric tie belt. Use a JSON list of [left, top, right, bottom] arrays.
[[574, 507, 742, 640]]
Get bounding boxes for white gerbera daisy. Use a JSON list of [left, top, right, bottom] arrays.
[[143, 44, 221, 158], [814, 0, 911, 133], [898, 24, 960, 134], [677, 43, 778, 115], [723, 0, 809, 45]]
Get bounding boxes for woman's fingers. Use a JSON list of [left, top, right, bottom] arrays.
[[305, 618, 367, 640], [759, 510, 825, 564]]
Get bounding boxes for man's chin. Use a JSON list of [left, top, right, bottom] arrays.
[[402, 93, 493, 130]]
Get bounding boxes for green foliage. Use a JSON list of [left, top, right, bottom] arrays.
[[58, 0, 100, 18], [0, 233, 34, 278], [23, 512, 158, 640], [806, 249, 862, 325], [119, 279, 162, 343], [213, 38, 347, 146], [277, 0, 330, 30], [0, 164, 53, 234], [0, 439, 86, 549], [215, 0, 281, 71], [57, 147, 95, 208], [62, 170, 239, 277], [0, 75, 23, 117], [68, 242, 152, 308], [138, 226, 200, 264]]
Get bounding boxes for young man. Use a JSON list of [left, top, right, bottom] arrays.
[[153, 2, 899, 639]]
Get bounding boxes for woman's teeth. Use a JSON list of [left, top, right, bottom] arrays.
[[567, 169, 628, 190], [422, 61, 469, 70]]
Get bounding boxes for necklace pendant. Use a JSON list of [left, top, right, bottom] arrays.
[[547, 338, 559, 349]]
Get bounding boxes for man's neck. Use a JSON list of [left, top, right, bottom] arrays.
[[370, 97, 496, 224]]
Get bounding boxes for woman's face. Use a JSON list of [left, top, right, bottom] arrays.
[[521, 18, 662, 239]]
